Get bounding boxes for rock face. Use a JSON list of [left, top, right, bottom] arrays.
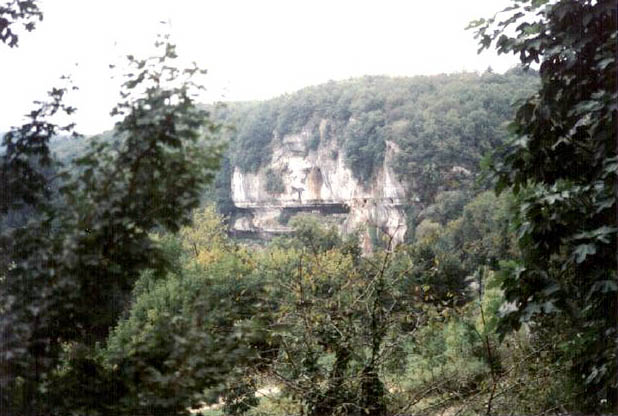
[[230, 120, 408, 251]]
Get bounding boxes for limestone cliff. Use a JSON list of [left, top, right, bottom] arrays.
[[229, 120, 407, 251], [217, 73, 540, 251]]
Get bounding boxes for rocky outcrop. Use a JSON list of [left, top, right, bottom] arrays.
[[230, 120, 408, 251]]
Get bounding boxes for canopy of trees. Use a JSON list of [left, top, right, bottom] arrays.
[[0, 33, 224, 414], [1, 0, 615, 415], [216, 71, 538, 200]]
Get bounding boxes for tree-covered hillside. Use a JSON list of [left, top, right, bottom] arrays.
[[216, 69, 538, 203], [40, 70, 539, 223]]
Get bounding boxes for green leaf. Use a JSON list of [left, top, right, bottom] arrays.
[[573, 226, 617, 243], [573, 243, 596, 264]]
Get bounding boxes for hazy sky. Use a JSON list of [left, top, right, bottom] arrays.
[[1, 0, 518, 134]]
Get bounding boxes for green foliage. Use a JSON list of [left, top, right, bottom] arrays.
[[84, 207, 272, 415], [227, 102, 277, 173], [214, 155, 237, 218], [37, 186, 569, 415], [256, 218, 421, 416], [400, 269, 574, 415], [403, 314, 488, 394], [0, 36, 222, 414], [284, 214, 343, 252], [259, 207, 541, 415], [307, 125, 321, 151], [104, 246, 264, 414], [402, 192, 514, 308], [203, 191, 571, 415], [277, 209, 294, 226], [218, 73, 538, 191], [450, 191, 515, 271], [343, 110, 386, 183], [391, 71, 538, 202], [419, 190, 470, 225], [368, 224, 381, 249], [264, 168, 285, 194], [470, 0, 617, 411], [222, 379, 259, 416]]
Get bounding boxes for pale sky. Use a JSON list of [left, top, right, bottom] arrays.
[[1, 0, 518, 135]]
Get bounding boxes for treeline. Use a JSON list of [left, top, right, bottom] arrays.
[[214, 69, 538, 205], [44, 71, 539, 225]]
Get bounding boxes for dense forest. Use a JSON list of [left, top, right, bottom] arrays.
[[0, 1, 616, 416], [217, 70, 538, 182], [210, 69, 538, 243]]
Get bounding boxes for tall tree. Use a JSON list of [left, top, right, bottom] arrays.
[[0, 35, 222, 414], [469, 0, 617, 411]]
